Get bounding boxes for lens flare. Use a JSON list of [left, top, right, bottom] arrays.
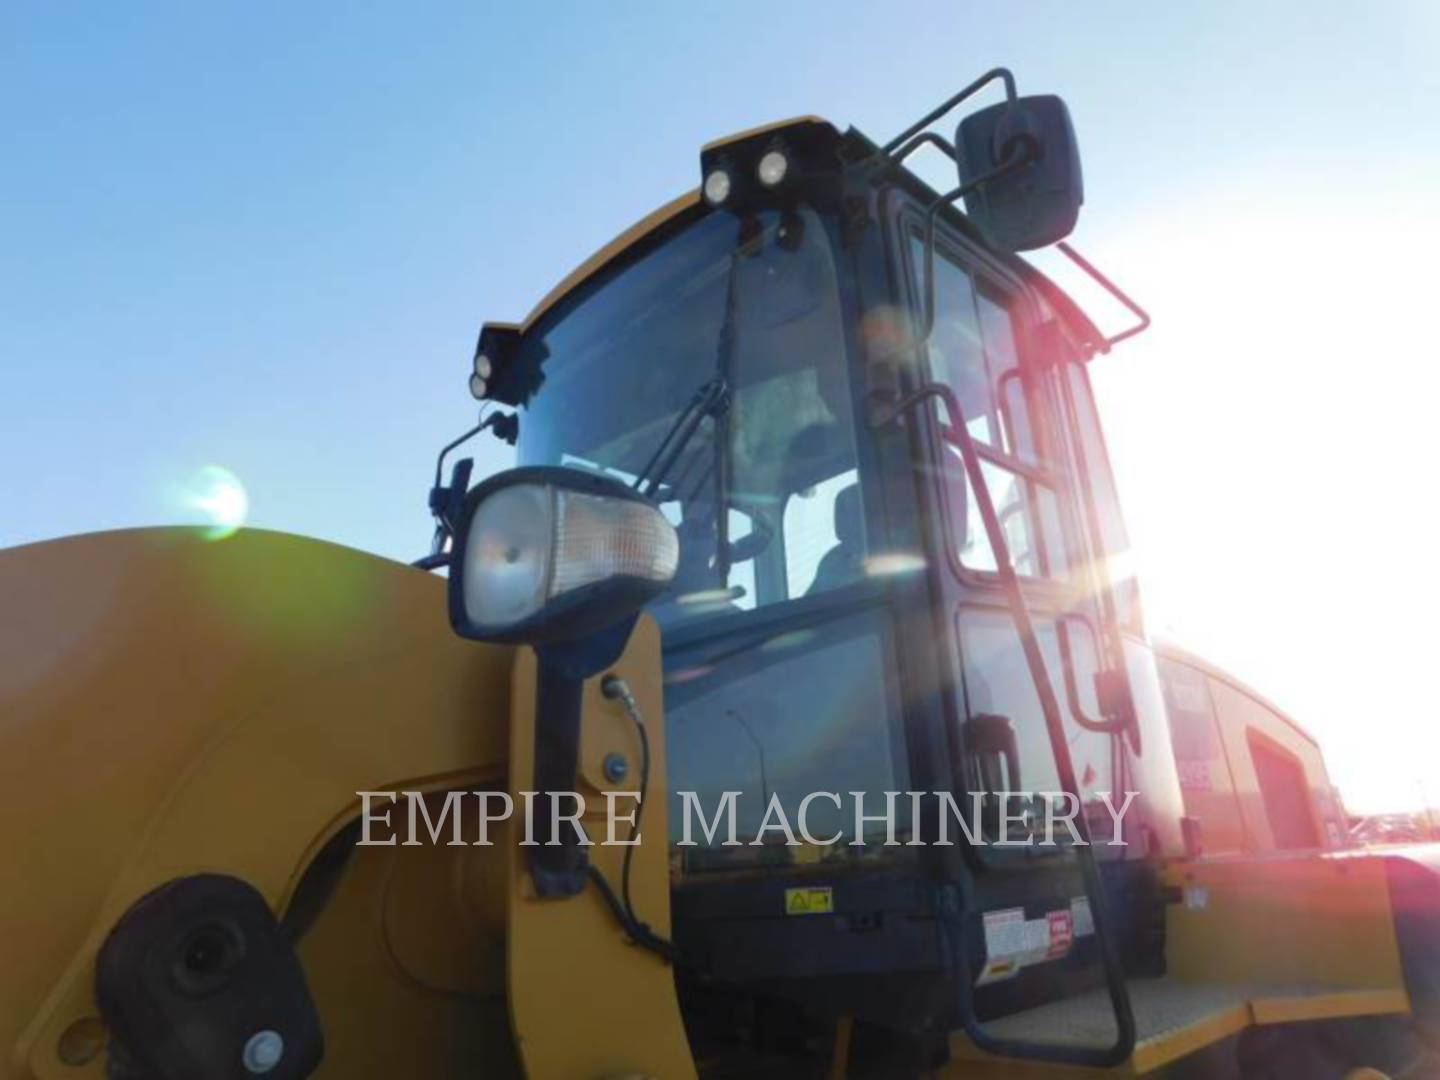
[[863, 551, 927, 578], [187, 465, 249, 540]]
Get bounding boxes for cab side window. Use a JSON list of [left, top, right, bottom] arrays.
[[1156, 657, 1247, 854], [911, 237, 1066, 579], [1208, 677, 1323, 852], [1247, 732, 1321, 850]]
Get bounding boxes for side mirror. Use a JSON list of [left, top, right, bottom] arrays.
[[956, 94, 1083, 252], [447, 466, 678, 645]]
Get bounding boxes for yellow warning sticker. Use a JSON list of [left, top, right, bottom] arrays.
[[784, 886, 834, 915]]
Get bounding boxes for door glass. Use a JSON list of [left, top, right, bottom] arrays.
[[956, 608, 1116, 851], [913, 239, 1043, 464], [923, 251, 994, 447], [976, 283, 1038, 462], [913, 236, 1066, 578], [1061, 361, 1137, 626]]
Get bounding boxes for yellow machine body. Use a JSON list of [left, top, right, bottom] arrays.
[[0, 527, 691, 1079], [2, 113, 1434, 1077]]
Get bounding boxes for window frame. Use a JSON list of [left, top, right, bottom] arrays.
[[892, 204, 1089, 599]]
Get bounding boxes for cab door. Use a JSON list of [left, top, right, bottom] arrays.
[[884, 191, 1142, 1027]]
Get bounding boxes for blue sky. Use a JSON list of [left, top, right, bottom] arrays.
[[3, 2, 1438, 811]]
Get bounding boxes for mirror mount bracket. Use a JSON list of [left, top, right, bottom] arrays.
[[915, 140, 1038, 344], [879, 68, 1018, 158]]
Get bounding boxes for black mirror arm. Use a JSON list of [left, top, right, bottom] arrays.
[[918, 140, 1037, 342], [413, 408, 521, 570], [881, 67, 1017, 157], [888, 130, 957, 168]]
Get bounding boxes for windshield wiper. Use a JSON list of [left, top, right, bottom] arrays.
[[632, 375, 731, 501]]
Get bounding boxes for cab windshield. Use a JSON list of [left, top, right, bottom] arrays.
[[516, 205, 866, 625]]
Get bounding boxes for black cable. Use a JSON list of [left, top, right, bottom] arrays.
[[586, 863, 674, 962], [591, 673, 676, 963], [621, 713, 651, 917]]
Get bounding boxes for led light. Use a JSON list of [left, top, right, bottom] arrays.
[[458, 481, 679, 637], [756, 149, 789, 187], [703, 168, 732, 206], [469, 373, 487, 400], [473, 352, 493, 379]]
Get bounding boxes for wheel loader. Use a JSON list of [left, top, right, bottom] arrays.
[[5, 68, 1440, 1079]]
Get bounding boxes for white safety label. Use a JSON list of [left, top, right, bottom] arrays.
[[976, 903, 1082, 986]]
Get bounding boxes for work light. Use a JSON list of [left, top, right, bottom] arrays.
[[448, 467, 678, 644], [756, 148, 789, 187], [469, 373, 487, 400], [703, 166, 733, 207]]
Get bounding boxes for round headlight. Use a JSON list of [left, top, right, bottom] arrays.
[[462, 483, 553, 629], [450, 472, 679, 643], [756, 149, 789, 188], [474, 352, 493, 379], [469, 373, 488, 400], [703, 167, 732, 206]]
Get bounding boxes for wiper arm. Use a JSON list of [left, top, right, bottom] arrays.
[[633, 375, 731, 501]]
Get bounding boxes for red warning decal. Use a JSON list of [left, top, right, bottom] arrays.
[[1046, 909, 1074, 960]]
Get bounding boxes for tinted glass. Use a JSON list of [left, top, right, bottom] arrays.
[[957, 608, 1116, 850], [516, 207, 865, 624], [666, 611, 908, 870], [912, 238, 1066, 579]]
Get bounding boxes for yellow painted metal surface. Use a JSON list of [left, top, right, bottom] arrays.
[[948, 986, 1406, 1078], [512, 189, 700, 332], [1164, 855, 1407, 994], [1207, 679, 1338, 853], [946, 853, 1411, 1076], [1159, 645, 1347, 856], [1, 527, 516, 1077], [503, 616, 696, 1079], [295, 824, 521, 1078]]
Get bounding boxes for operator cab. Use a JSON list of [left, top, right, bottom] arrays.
[[456, 79, 1179, 1069]]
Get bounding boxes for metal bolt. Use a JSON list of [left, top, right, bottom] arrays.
[[602, 752, 629, 783], [242, 1030, 284, 1074]]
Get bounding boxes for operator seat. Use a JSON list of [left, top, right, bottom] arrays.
[[806, 483, 864, 595]]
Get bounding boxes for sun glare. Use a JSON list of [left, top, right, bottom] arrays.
[[1080, 195, 1440, 814], [187, 465, 249, 540]]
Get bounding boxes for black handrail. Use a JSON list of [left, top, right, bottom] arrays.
[[872, 381, 1137, 1069], [1056, 242, 1151, 351]]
